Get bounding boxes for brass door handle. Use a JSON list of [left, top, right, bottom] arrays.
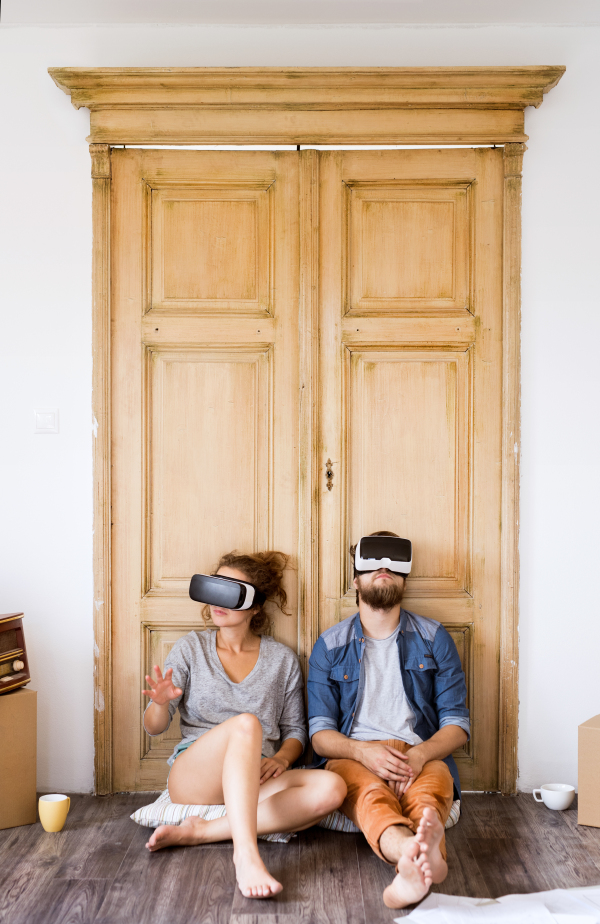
[[325, 459, 334, 491]]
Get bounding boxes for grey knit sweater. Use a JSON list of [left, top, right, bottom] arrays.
[[145, 629, 307, 766]]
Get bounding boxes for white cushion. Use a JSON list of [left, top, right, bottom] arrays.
[[131, 790, 461, 841], [130, 789, 293, 843]]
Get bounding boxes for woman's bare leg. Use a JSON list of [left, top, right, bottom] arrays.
[[150, 713, 281, 898], [148, 768, 346, 849]]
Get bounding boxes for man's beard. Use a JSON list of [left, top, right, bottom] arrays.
[[356, 573, 404, 611]]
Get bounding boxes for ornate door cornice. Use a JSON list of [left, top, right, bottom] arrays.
[[49, 66, 565, 145]]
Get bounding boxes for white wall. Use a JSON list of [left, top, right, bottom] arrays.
[[0, 23, 598, 793]]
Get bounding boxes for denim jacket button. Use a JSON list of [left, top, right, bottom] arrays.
[[419, 664, 424, 669], [344, 674, 348, 679]]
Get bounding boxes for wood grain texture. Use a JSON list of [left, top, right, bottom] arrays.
[[61, 72, 564, 798], [298, 149, 320, 680], [111, 150, 301, 791], [49, 65, 566, 100], [297, 827, 365, 924], [3, 795, 600, 923], [499, 143, 526, 795], [48, 67, 565, 146], [93, 824, 184, 923], [318, 148, 503, 791], [90, 144, 112, 797], [87, 107, 528, 146], [27, 880, 109, 924], [168, 845, 237, 924], [354, 832, 399, 921]]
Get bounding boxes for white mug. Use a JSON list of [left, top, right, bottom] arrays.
[[533, 783, 575, 811]]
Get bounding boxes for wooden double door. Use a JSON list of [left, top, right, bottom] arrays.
[[111, 147, 504, 792]]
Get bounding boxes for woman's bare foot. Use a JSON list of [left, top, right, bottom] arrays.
[[234, 847, 283, 899], [414, 806, 448, 883], [146, 816, 209, 851], [382, 839, 433, 910]]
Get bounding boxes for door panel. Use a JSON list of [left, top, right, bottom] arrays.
[[150, 185, 273, 312], [111, 147, 504, 792], [147, 348, 272, 595], [111, 150, 299, 790], [345, 183, 471, 314], [318, 149, 503, 790], [346, 348, 471, 598]]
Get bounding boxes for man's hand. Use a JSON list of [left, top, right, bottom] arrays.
[[399, 747, 426, 793], [259, 755, 289, 784], [356, 742, 414, 783]]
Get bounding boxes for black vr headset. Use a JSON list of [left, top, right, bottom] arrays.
[[189, 573, 266, 611], [354, 535, 412, 576]]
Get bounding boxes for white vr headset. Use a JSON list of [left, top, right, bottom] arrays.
[[354, 535, 412, 576], [189, 573, 266, 611]]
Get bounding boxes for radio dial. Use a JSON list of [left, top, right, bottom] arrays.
[[12, 660, 24, 671]]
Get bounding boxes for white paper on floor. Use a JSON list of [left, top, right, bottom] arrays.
[[396, 888, 600, 924]]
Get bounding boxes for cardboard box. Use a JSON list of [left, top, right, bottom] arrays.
[[578, 713, 600, 827], [0, 688, 37, 829]]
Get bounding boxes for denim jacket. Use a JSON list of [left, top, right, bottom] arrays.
[[307, 609, 470, 798]]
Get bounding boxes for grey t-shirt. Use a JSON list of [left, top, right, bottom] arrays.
[[145, 630, 307, 765], [349, 623, 423, 746]]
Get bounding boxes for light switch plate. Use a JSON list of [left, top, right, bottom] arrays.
[[34, 408, 59, 434]]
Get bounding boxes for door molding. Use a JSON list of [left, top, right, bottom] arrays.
[[50, 67, 564, 795], [50, 66, 564, 145]]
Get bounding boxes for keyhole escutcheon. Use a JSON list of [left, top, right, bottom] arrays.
[[325, 459, 334, 491]]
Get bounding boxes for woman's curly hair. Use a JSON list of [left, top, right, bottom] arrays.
[[202, 550, 291, 635]]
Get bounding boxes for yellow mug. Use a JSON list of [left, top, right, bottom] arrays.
[[38, 794, 70, 832]]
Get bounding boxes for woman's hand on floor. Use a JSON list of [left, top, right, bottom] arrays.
[[259, 755, 289, 784], [142, 665, 182, 705]]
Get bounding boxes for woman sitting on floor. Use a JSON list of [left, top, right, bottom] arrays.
[[142, 550, 346, 899]]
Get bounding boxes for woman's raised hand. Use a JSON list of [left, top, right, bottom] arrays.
[[142, 665, 182, 706]]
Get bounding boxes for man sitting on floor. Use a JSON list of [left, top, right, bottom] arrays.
[[307, 531, 470, 909]]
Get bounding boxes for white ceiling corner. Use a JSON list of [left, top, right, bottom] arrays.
[[2, 0, 600, 25]]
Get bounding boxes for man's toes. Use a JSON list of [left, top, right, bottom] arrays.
[[420, 860, 433, 887], [402, 838, 420, 861]]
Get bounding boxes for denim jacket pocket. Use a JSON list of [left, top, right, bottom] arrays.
[[330, 665, 360, 683], [404, 656, 436, 673]]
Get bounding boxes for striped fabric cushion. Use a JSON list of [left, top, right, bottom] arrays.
[[318, 799, 461, 833], [131, 791, 461, 841], [130, 790, 293, 843]]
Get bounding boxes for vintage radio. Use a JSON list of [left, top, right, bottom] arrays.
[[0, 613, 31, 694]]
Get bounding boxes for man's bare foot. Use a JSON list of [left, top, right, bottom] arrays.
[[382, 844, 433, 910], [414, 806, 448, 883], [233, 848, 283, 899], [146, 816, 209, 851]]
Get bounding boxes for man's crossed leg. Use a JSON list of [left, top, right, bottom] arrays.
[[326, 740, 454, 908]]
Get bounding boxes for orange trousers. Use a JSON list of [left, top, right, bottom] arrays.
[[326, 739, 454, 863]]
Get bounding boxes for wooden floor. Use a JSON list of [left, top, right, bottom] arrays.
[[1, 793, 600, 923]]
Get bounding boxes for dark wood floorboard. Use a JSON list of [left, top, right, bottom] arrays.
[[93, 823, 184, 924], [169, 844, 237, 924], [297, 827, 365, 924], [2, 793, 600, 923], [27, 880, 109, 924], [437, 799, 493, 900], [354, 832, 399, 921]]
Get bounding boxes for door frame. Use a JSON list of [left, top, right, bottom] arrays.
[[51, 66, 564, 795]]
